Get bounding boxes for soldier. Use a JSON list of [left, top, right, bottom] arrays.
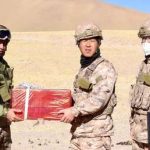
[[129, 20, 150, 150], [0, 25, 22, 149], [58, 23, 117, 150]]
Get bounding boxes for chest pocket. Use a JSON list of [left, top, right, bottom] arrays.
[[76, 77, 93, 92], [130, 83, 150, 110]]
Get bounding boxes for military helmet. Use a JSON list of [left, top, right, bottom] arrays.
[[0, 25, 11, 42], [74, 23, 103, 44], [138, 20, 150, 38]]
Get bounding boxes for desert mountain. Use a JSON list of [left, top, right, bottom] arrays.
[[1, 0, 150, 31]]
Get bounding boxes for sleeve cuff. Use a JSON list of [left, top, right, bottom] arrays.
[[3, 107, 9, 117], [71, 107, 80, 117]]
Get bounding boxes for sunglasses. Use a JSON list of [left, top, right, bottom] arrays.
[[0, 29, 11, 40]]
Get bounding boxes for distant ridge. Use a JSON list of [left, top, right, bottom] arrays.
[[1, 0, 150, 31]]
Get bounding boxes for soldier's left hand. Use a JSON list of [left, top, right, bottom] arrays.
[[58, 108, 75, 123], [7, 108, 23, 122]]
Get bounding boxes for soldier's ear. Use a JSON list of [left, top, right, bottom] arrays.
[[98, 40, 101, 46], [77, 41, 80, 47], [96, 38, 101, 46]]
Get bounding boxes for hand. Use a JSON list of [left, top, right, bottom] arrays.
[[58, 108, 75, 123], [6, 109, 23, 122]]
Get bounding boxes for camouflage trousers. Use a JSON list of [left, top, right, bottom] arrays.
[[132, 140, 150, 150], [0, 125, 12, 150], [130, 113, 148, 144], [69, 136, 111, 150]]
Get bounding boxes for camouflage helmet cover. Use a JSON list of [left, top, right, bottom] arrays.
[[74, 23, 103, 44], [0, 25, 11, 41], [138, 20, 150, 38]]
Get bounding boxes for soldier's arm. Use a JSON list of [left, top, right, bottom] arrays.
[[0, 104, 9, 117], [136, 61, 145, 83], [72, 62, 117, 116], [0, 73, 11, 117]]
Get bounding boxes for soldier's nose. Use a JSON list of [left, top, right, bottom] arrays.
[[85, 41, 91, 46]]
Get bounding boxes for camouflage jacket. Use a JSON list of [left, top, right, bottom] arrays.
[[130, 58, 150, 114], [130, 58, 150, 143], [0, 58, 13, 119], [71, 57, 117, 138]]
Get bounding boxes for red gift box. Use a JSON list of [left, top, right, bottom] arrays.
[[11, 88, 72, 120]]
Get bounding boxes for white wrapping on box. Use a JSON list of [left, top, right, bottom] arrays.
[[24, 86, 30, 120]]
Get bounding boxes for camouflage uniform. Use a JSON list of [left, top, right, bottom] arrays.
[[0, 25, 13, 149], [129, 20, 150, 149], [70, 23, 117, 150]]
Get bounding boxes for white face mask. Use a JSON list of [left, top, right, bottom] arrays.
[[142, 42, 150, 56]]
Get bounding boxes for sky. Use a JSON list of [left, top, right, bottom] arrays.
[[102, 0, 150, 13]]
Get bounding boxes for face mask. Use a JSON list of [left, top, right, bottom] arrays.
[[142, 42, 150, 56]]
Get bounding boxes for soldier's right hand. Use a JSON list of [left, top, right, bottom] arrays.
[[6, 108, 23, 122]]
